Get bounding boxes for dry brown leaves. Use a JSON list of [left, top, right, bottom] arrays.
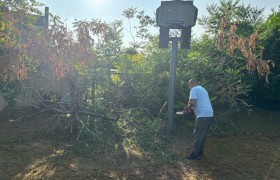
[[1, 20, 111, 82], [218, 9, 275, 84]]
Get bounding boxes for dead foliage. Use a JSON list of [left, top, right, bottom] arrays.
[[218, 8, 275, 84]]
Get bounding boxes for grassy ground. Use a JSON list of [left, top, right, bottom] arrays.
[[0, 108, 280, 180]]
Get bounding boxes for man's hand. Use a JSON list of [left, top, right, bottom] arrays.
[[183, 107, 190, 115], [186, 106, 192, 112]]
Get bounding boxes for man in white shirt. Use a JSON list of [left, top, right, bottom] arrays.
[[184, 78, 214, 160]]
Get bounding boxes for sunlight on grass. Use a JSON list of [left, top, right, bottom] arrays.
[[27, 157, 47, 170], [129, 148, 143, 158], [49, 149, 64, 157], [108, 172, 129, 180], [14, 149, 65, 180], [178, 162, 199, 180], [14, 173, 23, 179], [123, 143, 143, 159], [70, 163, 77, 170], [265, 146, 280, 179], [109, 172, 117, 179], [22, 157, 56, 180], [2, 109, 280, 179]]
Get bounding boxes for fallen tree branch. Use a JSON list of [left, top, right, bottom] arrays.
[[118, 113, 164, 155], [9, 112, 39, 122], [79, 111, 117, 121], [9, 108, 50, 122], [72, 112, 86, 147], [75, 112, 105, 144]]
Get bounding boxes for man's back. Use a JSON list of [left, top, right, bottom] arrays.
[[190, 86, 213, 117]]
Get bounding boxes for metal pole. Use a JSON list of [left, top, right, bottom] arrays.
[[45, 7, 49, 29], [167, 37, 180, 132]]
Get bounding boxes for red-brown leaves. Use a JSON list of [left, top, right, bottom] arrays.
[[217, 9, 274, 84], [1, 17, 110, 82], [52, 62, 69, 80], [0, 32, 7, 38], [267, 60, 275, 67]]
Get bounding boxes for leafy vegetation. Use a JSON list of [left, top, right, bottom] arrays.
[[0, 0, 280, 179], [250, 6, 280, 106], [0, 0, 279, 173]]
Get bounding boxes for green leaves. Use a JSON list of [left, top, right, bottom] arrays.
[[0, 21, 5, 30], [198, 0, 265, 36], [250, 6, 280, 103], [0, 80, 21, 107], [121, 7, 137, 19]]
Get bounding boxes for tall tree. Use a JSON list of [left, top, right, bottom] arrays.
[[198, 0, 265, 37], [251, 6, 280, 106]]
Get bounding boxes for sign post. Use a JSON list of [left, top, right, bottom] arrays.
[[156, 1, 198, 132]]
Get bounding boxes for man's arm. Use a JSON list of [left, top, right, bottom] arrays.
[[187, 99, 196, 112]]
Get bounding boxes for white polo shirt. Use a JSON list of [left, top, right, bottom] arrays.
[[190, 85, 213, 117]]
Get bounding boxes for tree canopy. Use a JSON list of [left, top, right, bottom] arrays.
[[0, 0, 279, 146]]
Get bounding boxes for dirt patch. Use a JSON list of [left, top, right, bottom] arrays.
[[0, 108, 280, 179]]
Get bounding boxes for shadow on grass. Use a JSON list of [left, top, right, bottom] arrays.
[[0, 108, 280, 179]]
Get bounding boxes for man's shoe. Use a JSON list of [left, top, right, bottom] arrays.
[[199, 152, 203, 157], [185, 153, 200, 160]]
